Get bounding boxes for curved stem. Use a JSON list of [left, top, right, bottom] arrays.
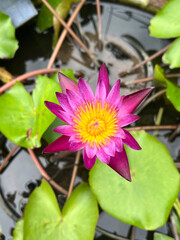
[[28, 149, 68, 195], [47, 0, 86, 69], [0, 145, 19, 172], [67, 151, 81, 199], [96, 226, 129, 240], [0, 68, 61, 94], [125, 125, 177, 131]]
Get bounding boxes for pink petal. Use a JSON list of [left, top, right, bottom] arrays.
[[86, 145, 97, 159], [106, 80, 121, 107], [69, 141, 85, 152], [43, 135, 70, 153], [98, 63, 109, 96], [53, 125, 74, 136], [96, 148, 110, 164], [116, 128, 126, 139], [83, 148, 97, 170], [95, 79, 106, 101], [78, 78, 94, 102], [113, 137, 123, 152], [108, 147, 131, 181], [45, 101, 73, 124], [118, 114, 140, 127], [56, 92, 74, 115], [122, 130, 141, 150], [58, 72, 79, 94], [120, 88, 153, 115], [103, 141, 116, 156], [66, 89, 84, 111]]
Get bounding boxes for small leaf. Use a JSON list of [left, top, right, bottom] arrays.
[[149, 0, 180, 38], [166, 79, 180, 112], [0, 11, 18, 58], [13, 219, 24, 240], [153, 65, 167, 87], [21, 180, 98, 240], [0, 76, 61, 148], [154, 233, 174, 240], [89, 131, 180, 230], [0, 67, 13, 83], [163, 38, 180, 69], [36, 0, 61, 32]]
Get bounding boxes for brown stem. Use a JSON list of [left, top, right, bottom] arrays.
[[28, 149, 68, 195], [170, 213, 179, 240], [126, 42, 172, 75], [0, 145, 19, 172], [67, 150, 81, 199], [125, 73, 180, 86], [96, 0, 102, 42], [130, 226, 136, 240], [125, 125, 177, 131], [42, 0, 99, 67], [0, 68, 61, 94], [47, 0, 86, 69]]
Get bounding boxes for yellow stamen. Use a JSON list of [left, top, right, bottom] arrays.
[[73, 101, 118, 148]]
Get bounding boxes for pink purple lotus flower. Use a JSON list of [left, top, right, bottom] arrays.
[[43, 64, 152, 181]]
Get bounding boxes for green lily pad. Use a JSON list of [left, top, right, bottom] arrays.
[[13, 180, 98, 240], [13, 219, 24, 240], [0, 11, 18, 58], [154, 65, 167, 87], [0, 75, 61, 148], [166, 78, 180, 112], [89, 131, 180, 230], [154, 233, 174, 240], [163, 38, 180, 69], [149, 0, 180, 38]]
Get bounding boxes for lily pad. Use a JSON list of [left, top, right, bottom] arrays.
[[0, 11, 18, 58], [154, 233, 173, 240], [0, 75, 61, 148], [13, 219, 24, 240], [163, 38, 180, 69], [89, 131, 180, 230], [149, 0, 180, 38], [13, 180, 98, 240], [166, 79, 180, 112], [153, 65, 167, 87]]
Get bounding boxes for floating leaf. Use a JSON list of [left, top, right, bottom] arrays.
[[163, 38, 180, 69], [0, 11, 18, 58], [153, 65, 167, 87], [166, 79, 180, 112], [13, 180, 98, 240], [13, 219, 24, 240], [0, 76, 61, 148], [149, 0, 180, 38], [154, 233, 173, 240], [89, 131, 180, 230]]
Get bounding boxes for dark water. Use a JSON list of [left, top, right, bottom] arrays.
[[0, 1, 179, 239]]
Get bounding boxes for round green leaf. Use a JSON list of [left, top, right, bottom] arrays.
[[89, 131, 180, 230], [12, 219, 24, 240], [0, 76, 61, 148], [23, 180, 98, 240], [166, 80, 180, 112], [163, 38, 180, 69], [0, 11, 18, 58], [149, 0, 180, 38], [154, 233, 174, 240]]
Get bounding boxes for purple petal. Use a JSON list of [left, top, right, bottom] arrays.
[[116, 128, 126, 139], [66, 89, 84, 111], [58, 72, 78, 94], [78, 78, 94, 102], [86, 145, 97, 158], [122, 130, 141, 150], [83, 148, 97, 170], [95, 79, 106, 101], [45, 101, 73, 124], [103, 141, 116, 156], [118, 114, 140, 127], [69, 141, 85, 152], [56, 92, 74, 115], [120, 88, 153, 115], [43, 135, 70, 153], [96, 148, 110, 164], [106, 80, 121, 107], [98, 63, 109, 96], [53, 125, 74, 136], [108, 147, 131, 181]]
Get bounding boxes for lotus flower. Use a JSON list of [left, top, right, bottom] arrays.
[[43, 64, 152, 181]]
